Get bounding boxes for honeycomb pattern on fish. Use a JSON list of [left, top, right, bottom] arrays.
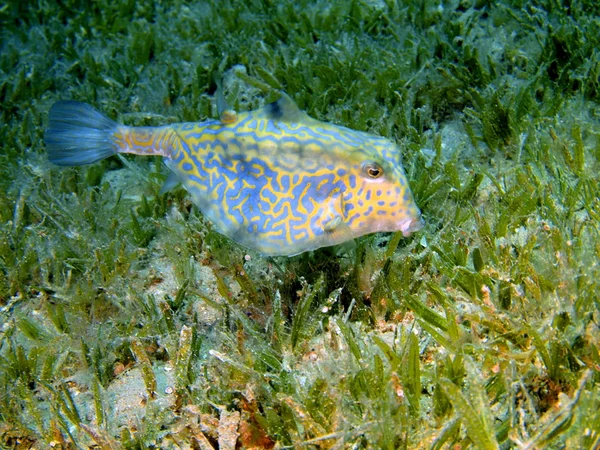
[[46, 93, 423, 256]]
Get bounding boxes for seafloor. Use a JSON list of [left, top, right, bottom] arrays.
[[1, 0, 599, 448]]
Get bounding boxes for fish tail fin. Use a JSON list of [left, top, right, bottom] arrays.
[[45, 101, 119, 166]]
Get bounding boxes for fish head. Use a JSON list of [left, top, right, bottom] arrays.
[[340, 132, 424, 239]]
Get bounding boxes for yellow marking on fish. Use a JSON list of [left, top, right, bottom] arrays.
[[45, 93, 424, 255]]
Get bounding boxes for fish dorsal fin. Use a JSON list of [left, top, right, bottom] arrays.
[[213, 72, 238, 124], [213, 72, 229, 116], [216, 87, 237, 124], [263, 93, 309, 123]]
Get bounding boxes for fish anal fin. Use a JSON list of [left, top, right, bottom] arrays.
[[160, 172, 181, 194]]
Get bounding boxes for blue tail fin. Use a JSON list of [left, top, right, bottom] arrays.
[[45, 101, 119, 166]]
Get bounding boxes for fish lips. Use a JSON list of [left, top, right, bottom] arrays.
[[399, 214, 424, 237]]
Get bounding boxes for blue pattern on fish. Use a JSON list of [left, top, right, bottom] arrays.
[[45, 93, 423, 255]]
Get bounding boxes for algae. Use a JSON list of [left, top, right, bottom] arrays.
[[1, 0, 599, 448]]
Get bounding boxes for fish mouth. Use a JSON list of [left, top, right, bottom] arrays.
[[400, 214, 424, 237]]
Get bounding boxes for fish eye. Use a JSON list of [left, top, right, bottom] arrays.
[[362, 162, 383, 179]]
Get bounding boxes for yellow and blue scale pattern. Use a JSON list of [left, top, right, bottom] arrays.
[[45, 93, 423, 256]]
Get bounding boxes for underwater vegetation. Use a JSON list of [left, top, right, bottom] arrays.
[[0, 0, 599, 448]]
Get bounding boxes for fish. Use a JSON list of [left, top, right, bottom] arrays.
[[44, 92, 423, 256]]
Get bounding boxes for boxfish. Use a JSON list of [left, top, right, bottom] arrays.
[[45, 93, 423, 256]]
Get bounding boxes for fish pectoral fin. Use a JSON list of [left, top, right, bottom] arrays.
[[321, 197, 343, 232], [320, 189, 354, 242], [321, 205, 354, 242], [323, 214, 343, 232], [323, 218, 355, 244]]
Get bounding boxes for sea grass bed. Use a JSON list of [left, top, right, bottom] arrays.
[[0, 1, 599, 448]]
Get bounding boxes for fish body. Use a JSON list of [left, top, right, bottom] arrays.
[[45, 94, 423, 256]]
